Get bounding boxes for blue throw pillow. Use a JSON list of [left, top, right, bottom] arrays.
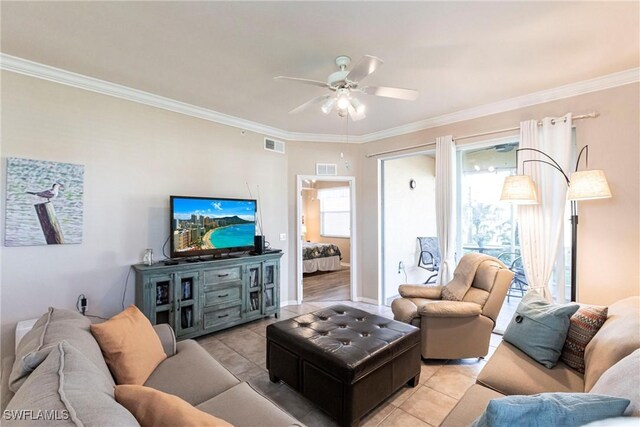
[[471, 393, 630, 427], [503, 292, 579, 368]]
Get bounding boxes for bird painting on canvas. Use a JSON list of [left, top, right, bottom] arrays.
[[25, 182, 65, 202], [5, 157, 83, 246]]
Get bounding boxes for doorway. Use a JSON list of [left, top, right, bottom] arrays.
[[380, 153, 437, 306], [296, 175, 356, 303]]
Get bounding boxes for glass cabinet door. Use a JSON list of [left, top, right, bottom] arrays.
[[264, 263, 276, 287], [150, 275, 173, 327], [246, 264, 262, 316], [263, 262, 278, 313], [175, 272, 199, 336], [263, 287, 276, 312]]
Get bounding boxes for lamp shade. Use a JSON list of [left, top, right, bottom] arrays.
[[567, 170, 612, 200], [500, 175, 538, 204]]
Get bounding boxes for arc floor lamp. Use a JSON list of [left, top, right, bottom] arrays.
[[500, 145, 612, 301]]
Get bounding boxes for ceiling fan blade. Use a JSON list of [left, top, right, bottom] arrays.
[[274, 76, 329, 88], [348, 105, 366, 122], [289, 95, 331, 114], [345, 55, 384, 83], [362, 86, 419, 101]]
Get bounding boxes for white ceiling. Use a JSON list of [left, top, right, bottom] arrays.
[[1, 2, 638, 138]]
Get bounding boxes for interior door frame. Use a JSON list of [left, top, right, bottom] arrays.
[[296, 175, 357, 304]]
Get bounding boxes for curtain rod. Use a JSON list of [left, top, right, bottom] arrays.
[[365, 112, 599, 158]]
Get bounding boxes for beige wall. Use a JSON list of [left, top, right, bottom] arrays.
[[0, 72, 291, 355], [302, 181, 351, 264], [383, 155, 436, 298], [357, 83, 640, 305], [1, 71, 637, 357]]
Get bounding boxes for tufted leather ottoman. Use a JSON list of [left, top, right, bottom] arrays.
[[266, 305, 421, 427]]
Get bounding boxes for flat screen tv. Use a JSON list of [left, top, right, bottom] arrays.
[[170, 196, 256, 258]]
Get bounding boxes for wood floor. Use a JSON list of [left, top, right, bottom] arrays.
[[303, 267, 350, 301]]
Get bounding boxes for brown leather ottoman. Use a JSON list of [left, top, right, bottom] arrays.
[[266, 305, 421, 427]]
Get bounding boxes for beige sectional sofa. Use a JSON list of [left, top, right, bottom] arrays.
[[0, 308, 301, 427], [441, 296, 640, 426]]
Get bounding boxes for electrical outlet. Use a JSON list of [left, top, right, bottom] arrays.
[[279, 233, 287, 241]]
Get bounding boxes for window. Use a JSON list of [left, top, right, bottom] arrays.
[[318, 187, 350, 238], [457, 143, 519, 260]]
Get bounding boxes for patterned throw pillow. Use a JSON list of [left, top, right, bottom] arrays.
[[561, 305, 608, 373]]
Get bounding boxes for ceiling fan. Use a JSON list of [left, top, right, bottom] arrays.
[[275, 55, 418, 121]]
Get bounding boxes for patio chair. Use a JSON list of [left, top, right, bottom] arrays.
[[497, 252, 528, 301], [417, 237, 440, 284]]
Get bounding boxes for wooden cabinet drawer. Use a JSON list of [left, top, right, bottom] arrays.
[[203, 305, 242, 329], [204, 285, 241, 308], [203, 267, 242, 285]]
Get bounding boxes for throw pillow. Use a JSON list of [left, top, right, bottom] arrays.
[[9, 307, 112, 393], [4, 341, 138, 427], [503, 292, 579, 368], [561, 305, 608, 373], [471, 393, 630, 427], [115, 384, 233, 427], [590, 349, 640, 416], [90, 305, 166, 385]]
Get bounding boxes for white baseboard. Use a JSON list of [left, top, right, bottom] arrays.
[[280, 300, 298, 307], [355, 297, 379, 305]]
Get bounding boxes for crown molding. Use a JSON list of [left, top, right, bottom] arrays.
[[1, 53, 638, 144], [0, 53, 295, 141], [359, 68, 639, 143]]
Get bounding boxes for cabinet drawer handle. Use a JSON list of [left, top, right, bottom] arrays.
[[217, 314, 229, 319], [217, 273, 230, 277], [218, 294, 229, 298]]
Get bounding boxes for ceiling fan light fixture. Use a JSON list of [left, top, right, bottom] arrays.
[[337, 96, 350, 110], [350, 97, 365, 115], [278, 54, 418, 120], [336, 89, 351, 110], [321, 97, 336, 114]]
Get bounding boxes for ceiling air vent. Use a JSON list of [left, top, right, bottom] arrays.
[[264, 138, 285, 154], [316, 163, 338, 176]]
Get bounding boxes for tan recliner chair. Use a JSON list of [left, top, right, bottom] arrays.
[[391, 254, 514, 359]]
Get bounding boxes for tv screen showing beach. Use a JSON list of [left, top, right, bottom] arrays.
[[171, 197, 256, 254]]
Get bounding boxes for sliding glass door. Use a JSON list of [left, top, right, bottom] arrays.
[[457, 141, 519, 257], [457, 142, 520, 330], [456, 140, 573, 331]]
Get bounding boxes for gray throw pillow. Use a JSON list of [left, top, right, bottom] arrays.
[[471, 393, 630, 427], [4, 341, 139, 427], [9, 307, 113, 393], [503, 292, 579, 368]]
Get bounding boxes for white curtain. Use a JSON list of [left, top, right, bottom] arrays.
[[518, 114, 572, 302], [435, 135, 456, 285]]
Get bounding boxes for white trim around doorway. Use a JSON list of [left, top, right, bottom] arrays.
[[296, 175, 357, 304]]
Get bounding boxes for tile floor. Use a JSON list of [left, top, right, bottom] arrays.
[[196, 300, 502, 427]]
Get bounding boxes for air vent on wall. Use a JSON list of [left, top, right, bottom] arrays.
[[316, 163, 338, 176], [264, 138, 285, 154]]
